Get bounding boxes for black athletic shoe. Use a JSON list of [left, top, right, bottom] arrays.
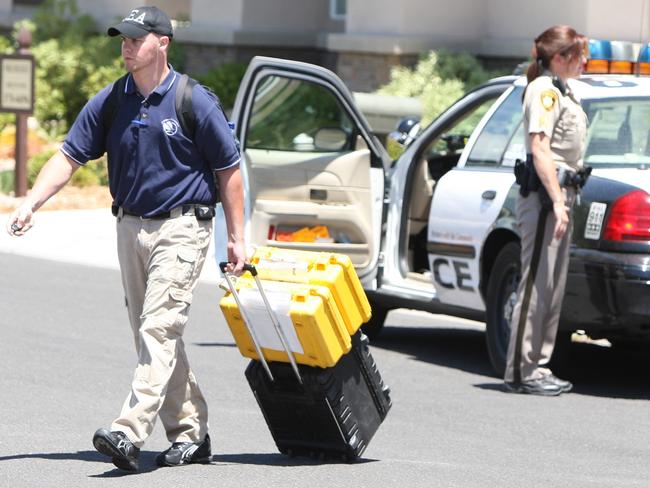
[[93, 428, 140, 472], [545, 373, 573, 393], [156, 434, 211, 467], [504, 376, 563, 396]]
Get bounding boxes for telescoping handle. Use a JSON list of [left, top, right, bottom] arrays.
[[219, 262, 303, 384]]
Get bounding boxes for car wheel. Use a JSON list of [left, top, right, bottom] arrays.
[[485, 241, 521, 377], [361, 302, 388, 340]]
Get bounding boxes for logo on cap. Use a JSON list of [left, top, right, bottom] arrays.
[[124, 9, 146, 25]]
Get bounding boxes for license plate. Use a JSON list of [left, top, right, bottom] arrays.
[[584, 202, 607, 240]]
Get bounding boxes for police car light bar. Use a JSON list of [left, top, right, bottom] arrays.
[[638, 44, 650, 75], [586, 39, 650, 75]]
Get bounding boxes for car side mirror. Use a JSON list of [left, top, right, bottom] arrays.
[[313, 127, 349, 151]]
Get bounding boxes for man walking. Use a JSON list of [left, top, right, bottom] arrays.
[[6, 6, 245, 471]]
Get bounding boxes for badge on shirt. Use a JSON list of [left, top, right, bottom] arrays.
[[540, 90, 558, 111]]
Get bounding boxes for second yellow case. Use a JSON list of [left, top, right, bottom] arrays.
[[250, 247, 372, 335]]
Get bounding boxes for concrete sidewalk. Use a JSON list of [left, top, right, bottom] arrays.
[[0, 208, 222, 283]]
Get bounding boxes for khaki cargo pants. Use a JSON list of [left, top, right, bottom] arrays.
[[111, 211, 212, 447], [504, 189, 574, 383]]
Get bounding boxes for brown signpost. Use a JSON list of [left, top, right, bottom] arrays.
[[0, 26, 35, 197]]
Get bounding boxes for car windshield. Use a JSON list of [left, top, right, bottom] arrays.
[[583, 97, 650, 168]]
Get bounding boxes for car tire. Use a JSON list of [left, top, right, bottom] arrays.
[[361, 302, 388, 340], [485, 241, 521, 377]]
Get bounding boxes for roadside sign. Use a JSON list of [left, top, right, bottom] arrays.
[[0, 53, 35, 114]]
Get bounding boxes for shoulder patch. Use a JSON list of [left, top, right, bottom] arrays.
[[540, 90, 558, 111]]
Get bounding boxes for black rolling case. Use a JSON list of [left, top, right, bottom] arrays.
[[245, 331, 391, 462], [219, 263, 391, 462]]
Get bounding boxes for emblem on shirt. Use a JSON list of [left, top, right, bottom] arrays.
[[162, 118, 180, 136], [540, 90, 558, 111]]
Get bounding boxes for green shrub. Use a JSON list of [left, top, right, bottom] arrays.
[[32, 35, 124, 137], [0, 32, 11, 53], [27, 149, 107, 188], [378, 50, 507, 127], [27, 149, 55, 187], [435, 49, 505, 90], [31, 0, 96, 44], [82, 156, 109, 187], [70, 164, 100, 187], [0, 170, 14, 194], [168, 41, 186, 73], [378, 51, 465, 127], [195, 62, 248, 110]]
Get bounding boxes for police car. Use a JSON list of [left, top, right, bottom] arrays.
[[227, 40, 650, 375]]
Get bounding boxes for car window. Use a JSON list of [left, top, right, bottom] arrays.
[[583, 97, 650, 167], [420, 93, 500, 179], [501, 122, 526, 168], [245, 74, 355, 152], [465, 87, 524, 168]]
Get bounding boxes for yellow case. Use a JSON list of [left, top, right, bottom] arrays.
[[219, 278, 351, 368], [250, 247, 372, 335]]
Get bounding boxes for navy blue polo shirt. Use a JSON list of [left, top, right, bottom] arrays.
[[61, 67, 240, 217]]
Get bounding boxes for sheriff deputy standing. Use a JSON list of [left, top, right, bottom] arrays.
[[504, 25, 589, 396]]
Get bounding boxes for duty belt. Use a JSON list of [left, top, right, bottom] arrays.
[[111, 203, 216, 221], [557, 166, 592, 189]]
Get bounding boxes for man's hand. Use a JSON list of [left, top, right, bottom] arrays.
[[6, 202, 34, 236], [226, 238, 246, 275]]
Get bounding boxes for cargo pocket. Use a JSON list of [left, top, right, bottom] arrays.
[[168, 286, 194, 331], [169, 286, 193, 305], [173, 246, 200, 287]]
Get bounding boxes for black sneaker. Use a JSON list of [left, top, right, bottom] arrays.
[[93, 428, 140, 472], [545, 373, 573, 393], [504, 376, 563, 396], [156, 434, 211, 467]]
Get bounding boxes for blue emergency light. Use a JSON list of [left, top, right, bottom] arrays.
[[638, 43, 650, 74], [586, 39, 649, 75], [587, 39, 611, 73]]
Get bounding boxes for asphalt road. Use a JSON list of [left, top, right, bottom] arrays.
[[1, 252, 648, 487]]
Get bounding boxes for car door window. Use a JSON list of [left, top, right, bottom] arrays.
[[246, 75, 355, 153], [421, 95, 500, 180], [466, 87, 524, 168]]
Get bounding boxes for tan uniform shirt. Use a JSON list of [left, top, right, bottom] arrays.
[[523, 74, 588, 170]]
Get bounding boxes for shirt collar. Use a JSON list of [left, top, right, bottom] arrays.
[[123, 65, 177, 98]]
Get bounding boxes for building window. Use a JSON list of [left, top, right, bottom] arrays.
[[330, 0, 347, 20]]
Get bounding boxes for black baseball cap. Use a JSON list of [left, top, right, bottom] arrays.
[[107, 6, 173, 39]]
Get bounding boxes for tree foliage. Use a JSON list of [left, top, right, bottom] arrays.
[[195, 62, 248, 111], [378, 50, 505, 127]]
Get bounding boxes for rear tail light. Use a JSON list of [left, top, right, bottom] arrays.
[[602, 190, 650, 242]]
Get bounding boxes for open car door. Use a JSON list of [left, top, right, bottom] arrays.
[[230, 57, 390, 281]]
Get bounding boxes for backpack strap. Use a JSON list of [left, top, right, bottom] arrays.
[[175, 73, 235, 144], [101, 74, 129, 136], [175, 73, 197, 140]]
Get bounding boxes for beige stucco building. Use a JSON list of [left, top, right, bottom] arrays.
[[1, 0, 649, 91]]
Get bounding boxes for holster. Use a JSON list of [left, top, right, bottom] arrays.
[[514, 154, 552, 209]]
